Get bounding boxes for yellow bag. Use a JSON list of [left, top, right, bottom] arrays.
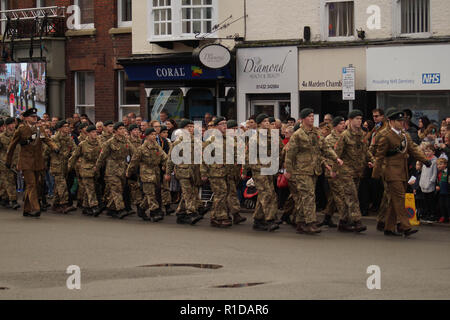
[[405, 193, 420, 226]]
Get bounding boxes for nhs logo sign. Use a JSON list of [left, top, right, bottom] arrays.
[[422, 73, 441, 84]]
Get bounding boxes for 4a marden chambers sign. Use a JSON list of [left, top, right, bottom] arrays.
[[237, 46, 298, 93]]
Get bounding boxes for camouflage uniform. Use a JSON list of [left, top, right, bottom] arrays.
[[159, 138, 172, 209], [285, 125, 338, 226], [96, 134, 134, 213], [97, 131, 113, 205], [323, 129, 343, 218], [50, 132, 76, 207], [0, 130, 19, 202], [68, 137, 101, 210], [334, 128, 374, 224], [127, 136, 143, 208], [127, 139, 167, 216]]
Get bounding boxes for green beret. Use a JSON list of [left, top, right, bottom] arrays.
[[213, 116, 226, 126], [160, 125, 168, 132], [332, 116, 345, 127], [293, 122, 301, 132], [5, 117, 15, 125], [256, 113, 269, 124], [128, 124, 139, 132], [145, 128, 156, 136], [348, 109, 363, 119], [179, 119, 193, 128], [56, 120, 68, 129], [79, 122, 89, 130], [86, 125, 96, 133], [300, 108, 314, 119], [227, 120, 238, 128], [268, 117, 276, 123], [386, 108, 405, 121], [104, 120, 114, 126], [113, 122, 125, 131]]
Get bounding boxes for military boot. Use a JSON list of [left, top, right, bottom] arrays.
[[150, 209, 164, 222], [338, 220, 354, 232], [82, 207, 93, 216], [28, 211, 41, 218], [10, 201, 20, 210], [232, 213, 247, 225], [0, 198, 8, 207], [210, 218, 221, 228], [187, 213, 202, 225], [252, 219, 268, 231], [296, 222, 316, 235], [353, 220, 367, 233], [107, 209, 120, 219], [165, 204, 175, 215], [64, 205, 77, 213], [4, 200, 12, 209], [376, 221, 385, 232], [266, 220, 280, 232], [176, 213, 189, 224], [91, 206, 101, 217], [318, 215, 337, 228], [197, 206, 210, 217], [119, 209, 135, 219]]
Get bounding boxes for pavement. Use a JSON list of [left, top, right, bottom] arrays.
[[0, 206, 450, 300]]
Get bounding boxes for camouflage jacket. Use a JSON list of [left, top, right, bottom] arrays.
[[0, 130, 18, 169], [49, 132, 77, 175], [96, 135, 135, 178], [201, 133, 238, 179], [285, 125, 338, 176], [68, 137, 102, 178], [127, 140, 167, 184], [323, 130, 341, 178], [244, 129, 282, 174], [334, 128, 374, 178], [129, 136, 142, 150], [166, 133, 201, 184], [98, 132, 113, 147]]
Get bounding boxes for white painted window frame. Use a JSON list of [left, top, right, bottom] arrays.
[[392, 0, 432, 38], [147, 0, 218, 42], [1, 0, 6, 35], [74, 0, 95, 30], [118, 0, 132, 28], [118, 70, 140, 121], [320, 0, 356, 42], [75, 71, 95, 120]]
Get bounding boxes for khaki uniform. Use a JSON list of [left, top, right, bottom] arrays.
[[127, 136, 143, 207], [372, 128, 428, 232], [68, 137, 102, 208], [285, 125, 338, 224], [323, 130, 343, 218], [127, 140, 167, 212], [334, 128, 374, 223], [0, 130, 19, 201], [96, 135, 135, 212]]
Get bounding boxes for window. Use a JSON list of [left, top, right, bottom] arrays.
[[400, 0, 430, 35], [118, 71, 140, 121], [149, 0, 217, 41], [37, 0, 56, 7], [148, 89, 184, 120], [118, 0, 132, 27], [75, 72, 95, 122], [74, 0, 94, 29], [327, 1, 354, 38], [1, 0, 7, 35]]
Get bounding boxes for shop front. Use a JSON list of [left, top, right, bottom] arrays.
[[367, 44, 450, 124], [236, 46, 299, 124], [299, 46, 374, 120]]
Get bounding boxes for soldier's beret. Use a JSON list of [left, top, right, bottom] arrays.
[[213, 116, 226, 126], [386, 108, 405, 121], [86, 125, 96, 133], [160, 125, 168, 132], [256, 113, 269, 124], [145, 128, 156, 136], [55, 120, 68, 129], [79, 122, 89, 130], [268, 117, 276, 123], [227, 120, 238, 128], [104, 120, 114, 126], [293, 122, 301, 132], [179, 119, 193, 128], [332, 116, 345, 127], [300, 108, 314, 119], [22, 108, 38, 117], [5, 117, 15, 125], [113, 122, 125, 130], [348, 109, 363, 119], [0, 119, 4, 126], [128, 124, 139, 132]]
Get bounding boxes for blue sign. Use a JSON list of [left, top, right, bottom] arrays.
[[124, 63, 232, 81], [422, 73, 441, 84]]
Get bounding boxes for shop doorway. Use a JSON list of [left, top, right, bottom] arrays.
[[249, 100, 291, 121]]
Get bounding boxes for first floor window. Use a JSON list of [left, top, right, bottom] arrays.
[[152, 0, 172, 36], [74, 0, 94, 28], [327, 1, 354, 38], [118, 0, 132, 27], [37, 0, 56, 7], [181, 0, 213, 35], [401, 0, 430, 34], [75, 71, 95, 122], [118, 70, 140, 121]]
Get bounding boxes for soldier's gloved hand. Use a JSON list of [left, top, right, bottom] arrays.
[[424, 160, 432, 168]]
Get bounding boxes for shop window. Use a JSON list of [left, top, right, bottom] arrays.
[[324, 1, 354, 40], [148, 89, 184, 121], [118, 71, 140, 121], [222, 88, 236, 121], [74, 0, 94, 29], [118, 0, 132, 27], [398, 0, 430, 36], [187, 89, 214, 121], [75, 71, 95, 122]]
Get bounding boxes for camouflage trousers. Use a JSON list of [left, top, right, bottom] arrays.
[[105, 176, 125, 211], [128, 179, 143, 206], [161, 178, 171, 206], [252, 172, 277, 222], [177, 178, 200, 215], [290, 174, 318, 224], [332, 177, 361, 222], [281, 183, 297, 223], [140, 182, 160, 212], [81, 177, 99, 208], [53, 174, 69, 206], [209, 177, 240, 220], [377, 178, 391, 224], [0, 169, 17, 201]]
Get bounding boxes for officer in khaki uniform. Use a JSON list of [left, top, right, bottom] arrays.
[[285, 108, 343, 235], [0, 118, 20, 209], [372, 109, 431, 237], [68, 125, 102, 216], [6, 108, 59, 217], [127, 128, 167, 222]]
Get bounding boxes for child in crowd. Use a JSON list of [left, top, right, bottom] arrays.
[[436, 158, 449, 223], [419, 142, 438, 221], [411, 161, 425, 220]]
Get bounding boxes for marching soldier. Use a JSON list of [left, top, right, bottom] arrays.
[[0, 118, 20, 209], [285, 108, 343, 235], [6, 108, 59, 218], [98, 120, 114, 146], [127, 128, 167, 222], [68, 125, 102, 216], [97, 120, 114, 209], [158, 125, 174, 215], [372, 109, 431, 237]]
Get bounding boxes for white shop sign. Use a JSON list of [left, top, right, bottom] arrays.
[[342, 66, 355, 100], [367, 44, 450, 91]]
